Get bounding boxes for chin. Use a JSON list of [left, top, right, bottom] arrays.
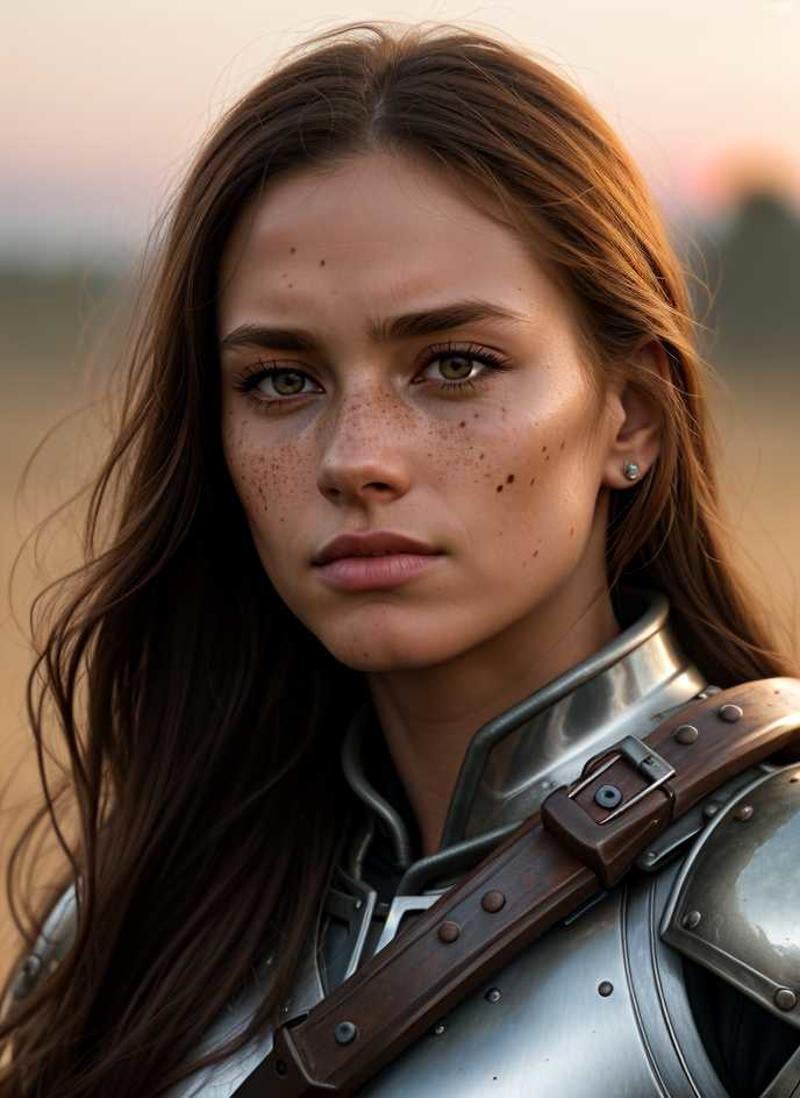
[[315, 612, 467, 673]]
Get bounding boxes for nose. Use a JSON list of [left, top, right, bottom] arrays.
[[316, 394, 412, 507]]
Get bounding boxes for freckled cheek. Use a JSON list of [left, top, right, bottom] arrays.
[[224, 432, 315, 549], [473, 431, 595, 570], [473, 428, 546, 500]]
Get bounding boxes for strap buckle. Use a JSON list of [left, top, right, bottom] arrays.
[[542, 734, 677, 887], [567, 735, 675, 824]]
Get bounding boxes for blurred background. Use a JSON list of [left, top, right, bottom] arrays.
[[1, 1, 798, 966]]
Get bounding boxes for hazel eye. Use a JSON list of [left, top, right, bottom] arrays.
[[238, 366, 323, 402], [415, 345, 510, 389], [269, 369, 307, 396], [435, 355, 475, 381]]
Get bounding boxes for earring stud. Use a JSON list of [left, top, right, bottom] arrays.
[[623, 461, 640, 481]]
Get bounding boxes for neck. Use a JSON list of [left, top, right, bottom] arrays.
[[367, 583, 620, 857]]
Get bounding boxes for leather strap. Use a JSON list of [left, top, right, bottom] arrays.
[[237, 677, 800, 1097]]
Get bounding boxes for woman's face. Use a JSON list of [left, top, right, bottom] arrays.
[[218, 150, 632, 672]]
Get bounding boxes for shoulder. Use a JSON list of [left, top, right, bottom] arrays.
[[662, 763, 800, 1027], [5, 881, 77, 1005]]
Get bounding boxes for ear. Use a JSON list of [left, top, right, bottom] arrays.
[[600, 340, 668, 490]]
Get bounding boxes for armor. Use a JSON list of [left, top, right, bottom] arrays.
[[10, 589, 800, 1096]]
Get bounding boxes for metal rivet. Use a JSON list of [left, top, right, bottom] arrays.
[[734, 804, 754, 822], [775, 988, 798, 1012], [438, 920, 461, 943], [594, 784, 623, 809], [718, 703, 743, 723], [641, 850, 658, 865], [703, 803, 720, 819], [481, 890, 506, 913], [683, 910, 702, 929], [598, 981, 614, 997], [697, 685, 721, 698], [674, 724, 699, 745], [485, 987, 502, 1003], [334, 1020, 359, 1045], [431, 1022, 446, 1036], [275, 1059, 288, 1077]]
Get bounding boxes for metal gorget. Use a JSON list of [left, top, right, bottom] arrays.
[[309, 585, 710, 991]]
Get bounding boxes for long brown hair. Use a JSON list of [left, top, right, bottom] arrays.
[[1, 19, 794, 1096]]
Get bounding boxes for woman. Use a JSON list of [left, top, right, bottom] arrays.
[[2, 19, 798, 1098]]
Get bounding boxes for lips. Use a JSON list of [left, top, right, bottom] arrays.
[[312, 530, 440, 566]]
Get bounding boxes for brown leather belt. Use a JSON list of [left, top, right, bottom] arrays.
[[235, 677, 800, 1097]]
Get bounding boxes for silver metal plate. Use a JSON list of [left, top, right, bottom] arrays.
[[662, 764, 800, 1029]]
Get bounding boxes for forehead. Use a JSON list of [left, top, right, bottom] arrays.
[[217, 150, 574, 338]]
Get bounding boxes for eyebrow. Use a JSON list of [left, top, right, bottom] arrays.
[[218, 299, 527, 354]]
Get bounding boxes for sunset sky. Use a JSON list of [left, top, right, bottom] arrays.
[[3, 0, 799, 264]]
